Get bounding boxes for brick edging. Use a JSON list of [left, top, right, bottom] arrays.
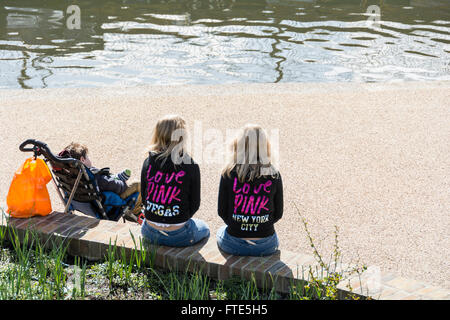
[[1, 211, 448, 300]]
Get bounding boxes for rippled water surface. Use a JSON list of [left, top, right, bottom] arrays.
[[0, 0, 449, 89]]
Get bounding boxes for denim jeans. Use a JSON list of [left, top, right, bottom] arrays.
[[216, 226, 279, 256], [141, 218, 210, 247]]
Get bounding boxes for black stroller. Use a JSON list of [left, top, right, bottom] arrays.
[[19, 139, 139, 222]]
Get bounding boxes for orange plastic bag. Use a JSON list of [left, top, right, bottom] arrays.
[[6, 157, 52, 218]]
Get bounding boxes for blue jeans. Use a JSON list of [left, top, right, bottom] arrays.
[[141, 218, 210, 247], [216, 226, 279, 256]]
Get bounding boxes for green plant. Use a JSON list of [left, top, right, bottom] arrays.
[[105, 238, 118, 291], [0, 208, 7, 249], [149, 260, 211, 300], [130, 231, 157, 270], [214, 273, 280, 300], [291, 203, 368, 300], [0, 220, 74, 300], [71, 256, 87, 299]]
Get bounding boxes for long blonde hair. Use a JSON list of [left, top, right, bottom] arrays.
[[222, 124, 278, 182], [148, 114, 189, 165]]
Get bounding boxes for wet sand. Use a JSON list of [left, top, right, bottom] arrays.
[[0, 81, 449, 288]]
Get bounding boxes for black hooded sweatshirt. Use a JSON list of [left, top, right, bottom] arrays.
[[218, 170, 283, 238], [140, 152, 200, 224]]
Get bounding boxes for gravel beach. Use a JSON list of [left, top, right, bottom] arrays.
[[0, 81, 449, 289]]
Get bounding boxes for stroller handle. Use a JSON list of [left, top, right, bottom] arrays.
[[19, 139, 79, 166], [19, 139, 47, 153]]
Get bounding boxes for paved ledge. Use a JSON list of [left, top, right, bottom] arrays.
[[1, 211, 448, 300]]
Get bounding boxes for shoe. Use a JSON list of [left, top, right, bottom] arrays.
[[122, 208, 139, 223]]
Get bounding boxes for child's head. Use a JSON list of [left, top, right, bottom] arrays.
[[63, 142, 92, 167], [223, 124, 277, 182], [149, 114, 189, 163]]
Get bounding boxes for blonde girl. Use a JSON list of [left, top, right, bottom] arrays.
[[140, 115, 209, 247], [216, 124, 283, 256]]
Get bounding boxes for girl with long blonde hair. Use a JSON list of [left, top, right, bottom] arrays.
[[140, 115, 210, 247], [217, 124, 283, 256]]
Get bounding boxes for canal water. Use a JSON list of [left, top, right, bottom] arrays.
[[0, 0, 449, 89]]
